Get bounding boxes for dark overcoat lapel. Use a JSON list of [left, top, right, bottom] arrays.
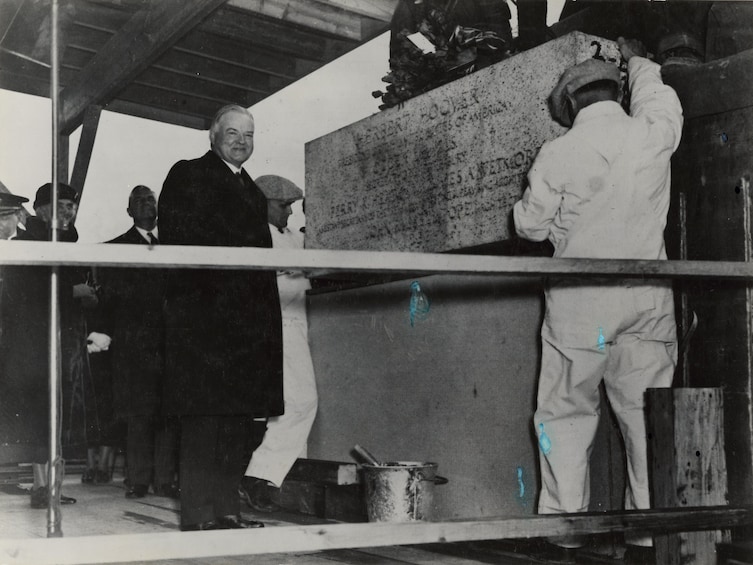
[[158, 151, 283, 417], [108, 225, 147, 245]]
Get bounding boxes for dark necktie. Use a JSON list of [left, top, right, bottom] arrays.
[[147, 231, 158, 245]]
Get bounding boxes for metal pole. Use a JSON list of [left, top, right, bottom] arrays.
[[47, 0, 63, 538]]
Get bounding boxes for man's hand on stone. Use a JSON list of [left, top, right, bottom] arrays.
[[617, 36, 647, 62]]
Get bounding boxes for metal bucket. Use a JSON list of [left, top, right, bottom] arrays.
[[362, 461, 448, 522]]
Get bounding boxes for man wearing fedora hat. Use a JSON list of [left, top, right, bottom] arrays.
[[0, 190, 29, 358], [513, 38, 683, 563], [0, 191, 28, 240]]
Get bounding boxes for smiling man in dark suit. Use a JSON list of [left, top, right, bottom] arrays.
[[110, 186, 160, 246], [158, 104, 283, 531], [95, 185, 179, 499]]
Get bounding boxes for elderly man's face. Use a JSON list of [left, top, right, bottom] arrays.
[[0, 211, 21, 240], [210, 110, 254, 168], [36, 199, 79, 229], [127, 187, 157, 225]]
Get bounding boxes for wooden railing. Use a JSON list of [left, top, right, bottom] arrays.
[[0, 506, 751, 564], [1, 240, 750, 564], [2, 240, 753, 280]]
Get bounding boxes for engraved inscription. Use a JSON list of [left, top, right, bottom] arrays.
[[305, 33, 620, 253]]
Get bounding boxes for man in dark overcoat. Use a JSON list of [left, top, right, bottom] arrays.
[[0, 183, 94, 508], [96, 185, 178, 498], [158, 104, 283, 531]]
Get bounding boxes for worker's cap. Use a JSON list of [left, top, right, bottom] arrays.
[[254, 175, 304, 201], [33, 182, 77, 208], [549, 58, 621, 127], [0, 192, 29, 216]]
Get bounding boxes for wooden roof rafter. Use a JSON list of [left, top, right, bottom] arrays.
[[226, 0, 383, 42], [59, 0, 227, 134], [318, 0, 398, 22], [199, 5, 359, 62], [66, 46, 274, 97], [0, 0, 395, 131]]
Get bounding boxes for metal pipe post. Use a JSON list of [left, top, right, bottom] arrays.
[[47, 0, 63, 538]]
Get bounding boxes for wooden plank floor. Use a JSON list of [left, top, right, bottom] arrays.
[[0, 468, 626, 564]]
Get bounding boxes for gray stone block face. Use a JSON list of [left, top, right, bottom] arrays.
[[304, 32, 620, 253]]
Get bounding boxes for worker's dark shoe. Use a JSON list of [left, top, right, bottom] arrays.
[[125, 484, 148, 499], [239, 476, 280, 513], [624, 544, 656, 565], [30, 487, 76, 508], [216, 515, 265, 529], [180, 520, 217, 532], [533, 540, 580, 563], [153, 482, 180, 499], [81, 468, 96, 484]]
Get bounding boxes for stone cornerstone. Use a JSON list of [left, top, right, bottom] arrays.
[[304, 32, 620, 253]]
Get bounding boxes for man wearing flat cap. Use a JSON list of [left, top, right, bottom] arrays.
[[239, 175, 318, 513], [513, 38, 683, 563]]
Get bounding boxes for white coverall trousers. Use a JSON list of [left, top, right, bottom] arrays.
[[245, 226, 318, 488], [245, 316, 318, 487], [535, 280, 677, 547]]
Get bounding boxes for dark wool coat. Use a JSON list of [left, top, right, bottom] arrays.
[[0, 218, 90, 457], [158, 150, 283, 417], [95, 226, 167, 419]]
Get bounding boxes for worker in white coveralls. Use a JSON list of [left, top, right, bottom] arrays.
[[239, 175, 318, 513], [513, 37, 682, 564]]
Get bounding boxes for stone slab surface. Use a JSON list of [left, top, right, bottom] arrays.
[[305, 32, 620, 253]]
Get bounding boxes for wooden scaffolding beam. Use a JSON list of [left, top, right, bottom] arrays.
[[59, 0, 226, 135], [1, 241, 753, 280], [1, 506, 751, 565]]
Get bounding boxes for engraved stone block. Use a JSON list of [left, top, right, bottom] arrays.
[[305, 32, 620, 253]]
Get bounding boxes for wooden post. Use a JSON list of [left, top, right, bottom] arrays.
[[69, 105, 102, 200], [646, 388, 730, 565]]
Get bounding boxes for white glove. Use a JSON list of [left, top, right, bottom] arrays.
[[87, 332, 111, 353]]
